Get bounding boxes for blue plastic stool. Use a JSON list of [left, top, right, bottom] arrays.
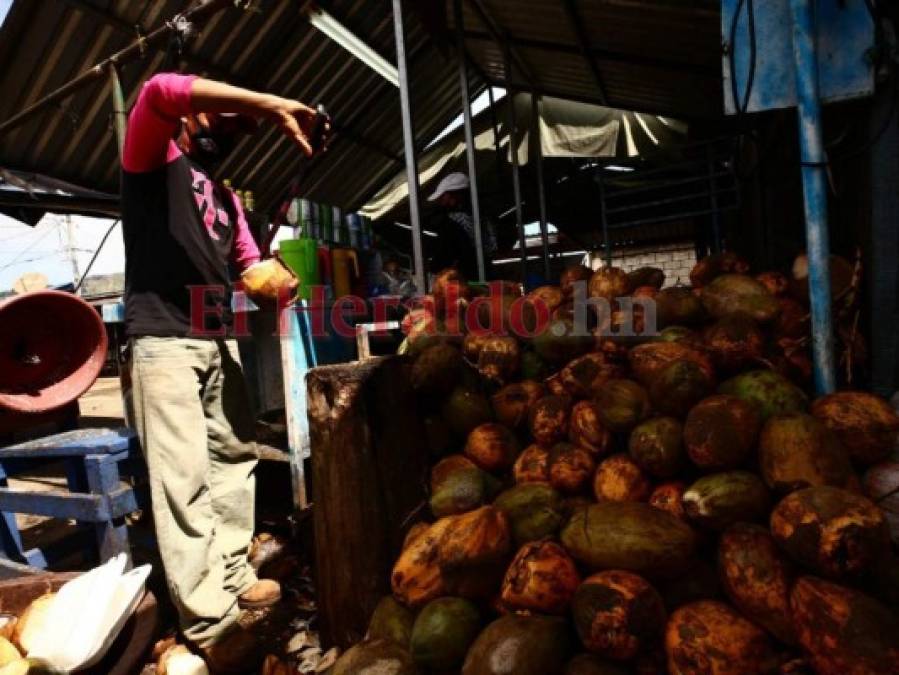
[[0, 428, 141, 569]]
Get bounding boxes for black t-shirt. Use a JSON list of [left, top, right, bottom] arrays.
[[120, 73, 260, 338]]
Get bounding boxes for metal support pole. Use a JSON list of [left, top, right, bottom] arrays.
[[788, 0, 836, 395], [108, 64, 126, 161], [531, 93, 550, 280], [597, 170, 612, 267], [455, 0, 486, 281], [392, 0, 426, 294], [505, 74, 527, 283], [706, 144, 721, 253], [487, 86, 504, 186]]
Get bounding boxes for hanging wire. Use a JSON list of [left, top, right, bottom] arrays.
[[74, 220, 121, 292]]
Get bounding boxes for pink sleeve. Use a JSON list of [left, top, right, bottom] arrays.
[[229, 190, 262, 272], [122, 73, 198, 173]]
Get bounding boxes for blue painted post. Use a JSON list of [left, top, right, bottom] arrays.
[[788, 0, 836, 395]]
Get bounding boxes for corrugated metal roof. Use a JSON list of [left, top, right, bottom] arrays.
[[0, 0, 481, 214], [450, 0, 723, 119]]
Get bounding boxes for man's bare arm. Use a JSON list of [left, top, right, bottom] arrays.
[[190, 78, 322, 156]]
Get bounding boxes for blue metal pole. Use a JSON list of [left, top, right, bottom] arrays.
[[788, 0, 836, 395]]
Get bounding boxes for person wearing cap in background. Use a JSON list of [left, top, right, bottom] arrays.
[[122, 72, 325, 673], [427, 172, 497, 281]]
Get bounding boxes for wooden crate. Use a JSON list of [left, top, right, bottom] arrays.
[[307, 356, 428, 648]]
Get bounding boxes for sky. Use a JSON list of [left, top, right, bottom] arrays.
[[0, 213, 124, 291]]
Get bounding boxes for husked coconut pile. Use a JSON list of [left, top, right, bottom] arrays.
[[329, 253, 899, 675]]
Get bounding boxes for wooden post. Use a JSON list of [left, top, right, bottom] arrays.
[[307, 356, 428, 648]]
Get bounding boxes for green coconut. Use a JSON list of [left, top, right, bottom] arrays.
[[368, 596, 415, 648], [461, 615, 573, 675], [649, 359, 715, 418], [718, 369, 809, 421], [701, 274, 780, 323], [520, 350, 550, 380], [409, 597, 481, 671], [758, 413, 855, 494], [410, 342, 463, 397], [493, 483, 566, 546], [655, 287, 704, 327], [430, 467, 499, 518], [561, 502, 696, 579], [682, 471, 771, 531], [331, 639, 418, 675], [442, 386, 493, 437], [532, 319, 593, 364], [594, 379, 651, 433], [628, 416, 685, 479]]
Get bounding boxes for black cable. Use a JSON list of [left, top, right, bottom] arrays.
[[800, 64, 898, 168], [74, 220, 120, 293]]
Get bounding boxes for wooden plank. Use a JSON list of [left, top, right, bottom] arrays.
[[0, 488, 138, 522], [307, 356, 428, 649], [0, 428, 136, 459]]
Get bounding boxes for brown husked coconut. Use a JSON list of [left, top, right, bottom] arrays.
[[437, 506, 512, 571], [589, 267, 632, 301], [810, 391, 899, 466], [529, 395, 573, 446], [561, 264, 593, 297], [561, 352, 626, 399], [755, 271, 790, 297], [548, 442, 597, 494], [758, 413, 855, 494], [701, 274, 780, 323], [392, 518, 454, 607], [572, 570, 666, 661], [689, 251, 750, 288], [790, 253, 854, 305], [526, 285, 565, 314], [491, 380, 545, 429], [683, 394, 761, 470], [595, 379, 652, 433], [501, 541, 580, 615], [513, 444, 551, 484], [628, 417, 684, 479], [462, 332, 492, 363], [649, 359, 716, 419], [665, 601, 781, 675], [718, 523, 796, 645], [655, 287, 704, 327], [546, 373, 568, 396], [628, 341, 715, 389], [594, 454, 652, 502], [770, 486, 890, 579], [791, 576, 899, 675], [773, 296, 808, 340], [648, 482, 687, 521], [569, 400, 613, 456], [701, 313, 765, 372], [464, 423, 520, 472], [477, 336, 520, 385], [627, 266, 666, 290]]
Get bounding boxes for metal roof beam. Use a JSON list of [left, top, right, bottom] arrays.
[[462, 30, 718, 77], [562, 0, 609, 105], [465, 0, 538, 87], [52, 0, 228, 79]]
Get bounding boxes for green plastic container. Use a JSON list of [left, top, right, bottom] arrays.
[[278, 238, 319, 300]]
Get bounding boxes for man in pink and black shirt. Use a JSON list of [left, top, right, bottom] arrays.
[[123, 72, 319, 672]]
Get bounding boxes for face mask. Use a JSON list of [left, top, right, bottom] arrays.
[[189, 126, 237, 169]]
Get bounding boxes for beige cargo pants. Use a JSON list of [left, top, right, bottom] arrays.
[[129, 336, 259, 646]]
